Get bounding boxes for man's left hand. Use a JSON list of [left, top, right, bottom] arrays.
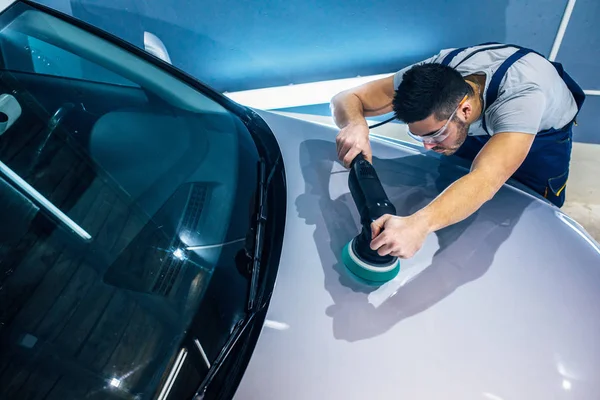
[[370, 214, 431, 259]]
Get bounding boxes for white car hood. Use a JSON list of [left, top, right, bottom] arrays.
[[235, 110, 600, 399]]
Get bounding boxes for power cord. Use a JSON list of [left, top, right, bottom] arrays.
[[367, 115, 396, 129]]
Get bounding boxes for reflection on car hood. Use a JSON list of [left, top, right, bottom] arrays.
[[236, 111, 600, 399]]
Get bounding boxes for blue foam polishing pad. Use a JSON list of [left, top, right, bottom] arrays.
[[341, 238, 400, 284]]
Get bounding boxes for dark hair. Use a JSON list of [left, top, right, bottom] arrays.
[[392, 63, 473, 123]]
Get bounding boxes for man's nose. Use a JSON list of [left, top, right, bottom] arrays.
[[423, 142, 436, 150]]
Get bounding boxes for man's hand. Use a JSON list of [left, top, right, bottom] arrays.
[[336, 121, 372, 167], [330, 75, 396, 168], [370, 214, 431, 259]]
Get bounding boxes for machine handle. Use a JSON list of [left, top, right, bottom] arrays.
[[349, 154, 396, 225], [347, 153, 397, 265]]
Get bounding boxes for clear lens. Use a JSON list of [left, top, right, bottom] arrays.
[[406, 119, 452, 144]]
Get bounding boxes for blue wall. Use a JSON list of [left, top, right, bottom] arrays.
[[554, 0, 599, 144], [37, 0, 598, 143], [38, 0, 565, 92], [556, 0, 599, 90]]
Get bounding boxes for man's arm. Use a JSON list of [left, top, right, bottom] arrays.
[[370, 132, 535, 258], [414, 86, 547, 231], [330, 75, 396, 127], [330, 48, 446, 128], [330, 75, 396, 167], [415, 131, 535, 231]]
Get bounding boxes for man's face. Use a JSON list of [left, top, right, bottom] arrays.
[[406, 99, 471, 156]]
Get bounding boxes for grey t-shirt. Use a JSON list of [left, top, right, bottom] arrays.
[[392, 45, 578, 137]]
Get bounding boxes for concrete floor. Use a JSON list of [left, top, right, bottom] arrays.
[[276, 111, 600, 242], [562, 143, 600, 241]]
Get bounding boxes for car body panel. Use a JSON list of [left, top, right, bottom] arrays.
[[235, 110, 600, 399], [0, 0, 15, 14]]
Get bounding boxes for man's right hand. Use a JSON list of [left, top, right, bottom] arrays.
[[330, 75, 396, 167], [336, 121, 372, 168]]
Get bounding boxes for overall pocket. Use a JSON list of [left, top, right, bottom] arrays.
[[545, 169, 569, 207]]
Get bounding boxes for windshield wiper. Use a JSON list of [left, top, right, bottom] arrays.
[[247, 155, 280, 311], [194, 154, 279, 396], [193, 316, 252, 399]]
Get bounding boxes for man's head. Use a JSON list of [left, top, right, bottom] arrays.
[[392, 63, 477, 156]]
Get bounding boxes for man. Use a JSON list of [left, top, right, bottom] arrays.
[[330, 42, 585, 260]]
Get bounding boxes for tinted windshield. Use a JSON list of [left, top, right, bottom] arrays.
[[0, 2, 261, 399]]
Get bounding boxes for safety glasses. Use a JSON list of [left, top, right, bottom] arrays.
[[407, 95, 467, 144]]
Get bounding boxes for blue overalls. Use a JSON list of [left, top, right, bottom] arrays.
[[440, 43, 586, 208]]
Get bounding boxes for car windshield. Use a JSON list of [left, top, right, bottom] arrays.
[[0, 2, 264, 399]]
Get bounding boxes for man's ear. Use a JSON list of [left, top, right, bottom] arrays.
[[461, 99, 475, 121]]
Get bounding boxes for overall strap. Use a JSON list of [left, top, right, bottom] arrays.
[[440, 47, 468, 67], [482, 48, 535, 133]]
